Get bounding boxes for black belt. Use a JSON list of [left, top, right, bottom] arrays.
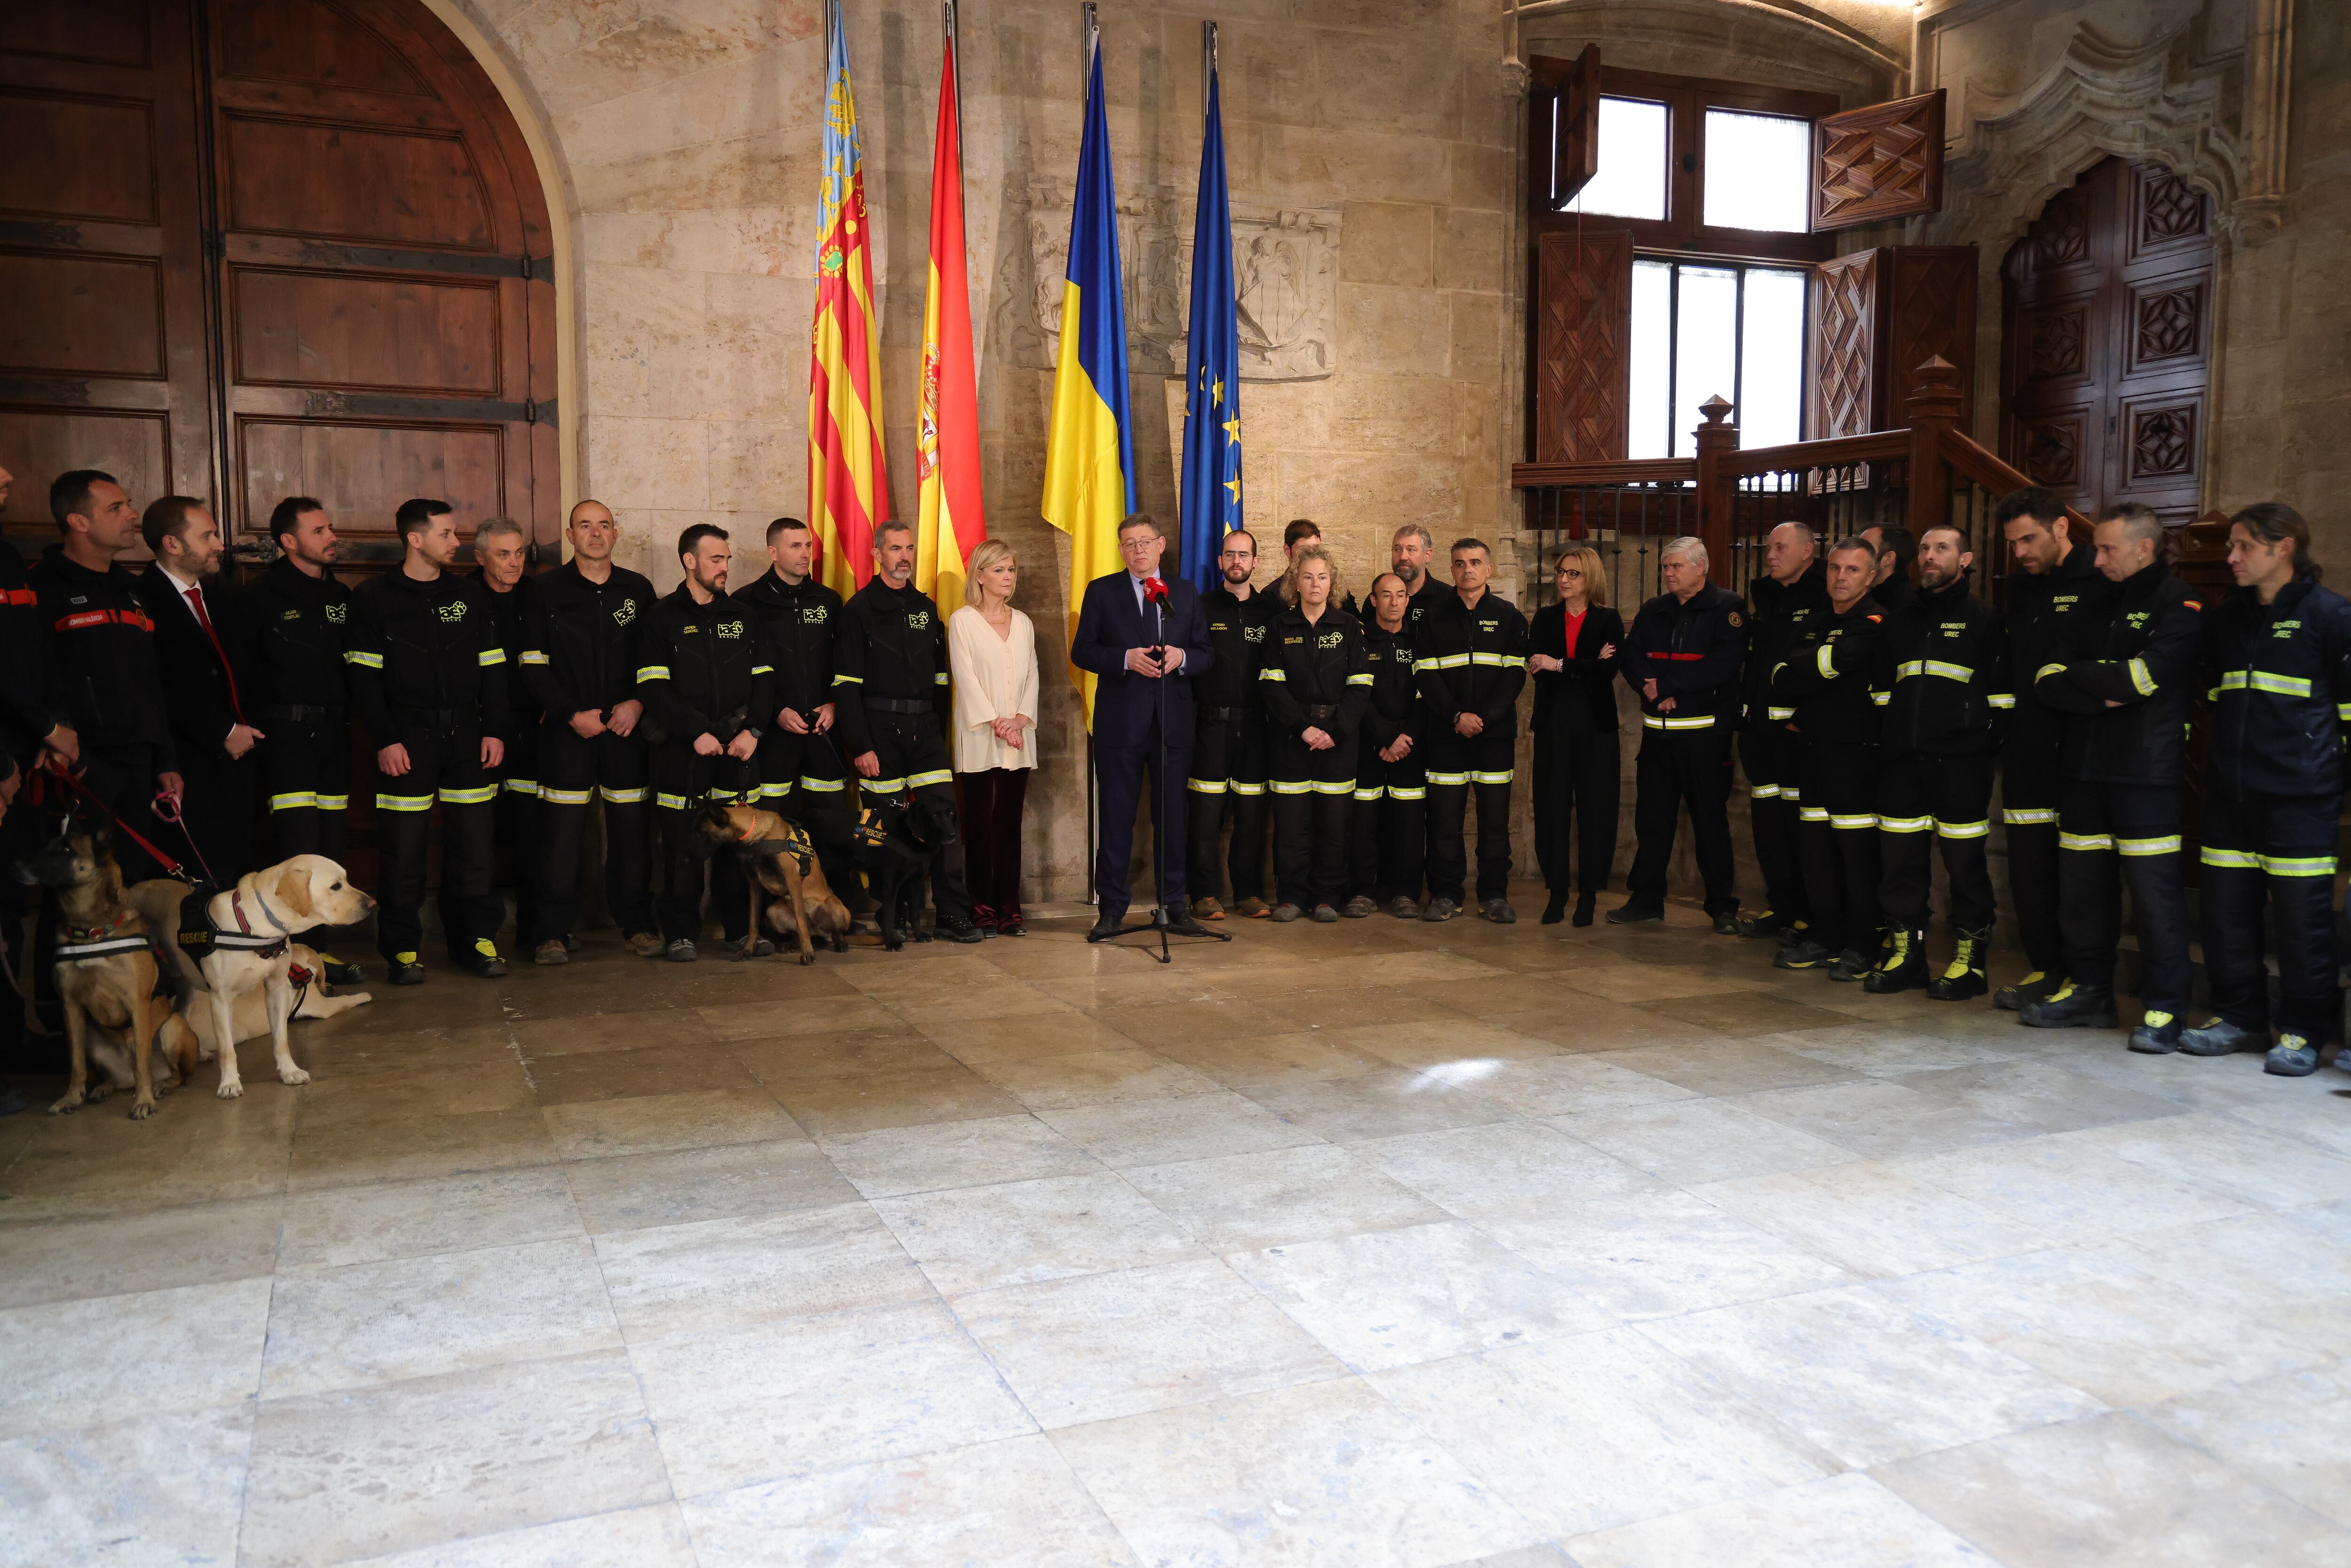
[[393, 707, 467, 730], [1303, 703, 1340, 723], [1201, 705, 1258, 724], [263, 703, 341, 723], [864, 697, 935, 716]]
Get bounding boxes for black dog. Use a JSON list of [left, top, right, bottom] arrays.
[[852, 792, 959, 952]]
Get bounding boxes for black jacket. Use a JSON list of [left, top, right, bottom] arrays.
[[0, 538, 60, 768], [1261, 607, 1371, 749], [134, 566, 252, 765], [1742, 563, 1828, 732], [482, 576, 539, 737], [345, 569, 513, 744], [2201, 574, 2351, 798], [1360, 620, 1424, 753], [734, 568, 842, 724], [2004, 539, 2107, 765], [1874, 573, 1918, 618], [1874, 578, 2010, 756], [1622, 583, 1748, 731], [2033, 559, 2204, 786], [247, 558, 353, 713], [1199, 585, 1281, 713], [833, 577, 950, 756], [1414, 589, 1530, 739], [1770, 594, 1886, 747], [520, 560, 655, 720], [635, 587, 772, 749], [1530, 601, 1624, 733], [29, 546, 176, 768]]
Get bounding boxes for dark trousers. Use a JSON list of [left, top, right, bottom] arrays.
[[862, 712, 972, 923], [1878, 751, 1996, 933], [1186, 711, 1269, 904], [1535, 717, 1619, 896], [1270, 731, 1354, 910], [2058, 779, 2191, 1014], [957, 767, 1031, 924], [77, 748, 170, 883], [1741, 725, 1807, 923], [1626, 721, 1738, 914], [1350, 743, 1427, 902], [1799, 740, 1879, 953], [2200, 787, 2343, 1041], [1095, 723, 1188, 920], [651, 747, 756, 943], [163, 748, 253, 885], [261, 709, 349, 865], [1425, 730, 1515, 904], [372, 725, 498, 963], [2002, 745, 2065, 977], [535, 724, 654, 947], [491, 731, 543, 950], [758, 727, 858, 918]]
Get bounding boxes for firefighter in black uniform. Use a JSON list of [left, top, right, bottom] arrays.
[[476, 519, 545, 959], [1, 463, 76, 1098], [1261, 546, 1370, 922], [1863, 523, 2011, 998], [32, 470, 181, 881], [735, 517, 859, 918], [2180, 504, 2351, 1076], [1414, 537, 1529, 923], [1768, 537, 1886, 975], [638, 525, 769, 960], [250, 499, 355, 869], [1350, 570, 1428, 920], [346, 498, 512, 984], [1612, 537, 1747, 930], [2022, 505, 2204, 1051], [1737, 523, 1829, 944], [520, 500, 660, 963], [834, 521, 985, 944], [1189, 528, 1280, 918], [1864, 523, 1918, 617], [1992, 487, 2104, 1010]]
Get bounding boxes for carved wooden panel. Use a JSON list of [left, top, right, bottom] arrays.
[[2020, 303, 2089, 384], [1534, 229, 1631, 463], [1531, 45, 1601, 213], [2130, 164, 2208, 260], [1883, 246, 1977, 428], [1812, 251, 1877, 439], [2130, 280, 2204, 370], [1813, 89, 1944, 232], [232, 266, 501, 393], [0, 251, 167, 378], [2124, 396, 2200, 482], [2019, 416, 2083, 488]]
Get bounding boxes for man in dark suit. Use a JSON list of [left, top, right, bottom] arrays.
[[1072, 513, 1215, 940], [135, 496, 261, 882]]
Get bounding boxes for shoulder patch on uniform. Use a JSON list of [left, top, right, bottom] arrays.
[[1727, 611, 1743, 627]]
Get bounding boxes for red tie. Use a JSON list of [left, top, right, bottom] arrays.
[[184, 584, 247, 726]]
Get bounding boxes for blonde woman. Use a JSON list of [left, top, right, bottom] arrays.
[[1526, 546, 1623, 925], [948, 541, 1039, 934]]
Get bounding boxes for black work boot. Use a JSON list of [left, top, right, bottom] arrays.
[[2128, 1009, 2185, 1054], [1826, 947, 1872, 982], [1774, 939, 1838, 971], [1735, 907, 1786, 940], [2019, 982, 2118, 1029], [2178, 1018, 2266, 1057], [1927, 928, 1990, 1002], [1862, 928, 1927, 994], [1995, 970, 2063, 1012]]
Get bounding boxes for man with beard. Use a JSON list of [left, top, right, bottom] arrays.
[[134, 496, 260, 882], [1387, 523, 1452, 631], [1736, 522, 1827, 944], [1188, 528, 1279, 917], [475, 518, 545, 957], [1862, 523, 2010, 998], [735, 517, 859, 920]]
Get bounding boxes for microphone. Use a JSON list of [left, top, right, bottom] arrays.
[[1143, 575, 1169, 662]]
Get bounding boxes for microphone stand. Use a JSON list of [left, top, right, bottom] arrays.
[[1108, 583, 1231, 962]]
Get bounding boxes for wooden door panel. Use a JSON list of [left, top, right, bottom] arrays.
[[1533, 229, 1631, 463], [223, 115, 494, 248], [2125, 275, 2208, 374], [218, 0, 434, 96], [0, 250, 168, 378], [0, 91, 159, 222], [232, 265, 502, 393], [1883, 246, 1976, 427], [0, 408, 170, 524], [239, 416, 505, 541], [1812, 250, 1876, 439], [0, 1, 154, 67], [1813, 90, 1944, 232]]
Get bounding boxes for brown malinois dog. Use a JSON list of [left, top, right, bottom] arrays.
[[693, 803, 852, 964], [16, 824, 171, 1119]]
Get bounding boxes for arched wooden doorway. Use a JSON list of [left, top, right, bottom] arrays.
[[1999, 156, 2214, 521], [0, 0, 558, 562]]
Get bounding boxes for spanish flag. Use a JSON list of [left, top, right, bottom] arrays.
[[807, 0, 887, 598], [1040, 33, 1136, 728], [914, 26, 985, 615]]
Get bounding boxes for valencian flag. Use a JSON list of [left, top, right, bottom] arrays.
[[915, 24, 985, 614], [807, 0, 887, 598], [1176, 60, 1241, 591], [1040, 32, 1136, 727]]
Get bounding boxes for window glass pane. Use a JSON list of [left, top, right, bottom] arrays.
[[1703, 109, 1811, 232], [1628, 260, 1672, 460], [1739, 267, 1807, 449], [1568, 98, 1668, 222], [1673, 264, 1737, 456]]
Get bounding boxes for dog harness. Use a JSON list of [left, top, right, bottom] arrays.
[[56, 913, 155, 961], [742, 819, 816, 878], [853, 800, 909, 851], [175, 887, 292, 963]]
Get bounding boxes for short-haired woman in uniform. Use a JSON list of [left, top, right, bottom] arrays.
[[1261, 546, 1370, 922]]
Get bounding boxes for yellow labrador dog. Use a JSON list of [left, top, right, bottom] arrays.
[[85, 943, 372, 1095], [130, 856, 376, 1098]]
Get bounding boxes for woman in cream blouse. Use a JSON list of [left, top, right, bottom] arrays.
[[947, 540, 1039, 935]]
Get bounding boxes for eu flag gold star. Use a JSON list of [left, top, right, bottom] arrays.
[[1222, 415, 1240, 445], [1224, 476, 1241, 502], [1212, 377, 1223, 407]]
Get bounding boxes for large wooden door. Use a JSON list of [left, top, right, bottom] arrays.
[[0, 0, 556, 560], [2001, 157, 2213, 521]]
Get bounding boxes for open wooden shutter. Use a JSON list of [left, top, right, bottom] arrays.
[[1534, 229, 1631, 462], [1811, 245, 1977, 436], [1814, 88, 1945, 231], [1813, 252, 1879, 439], [1528, 47, 1599, 214]]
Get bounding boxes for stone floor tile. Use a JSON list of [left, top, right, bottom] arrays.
[[1451, 1055, 1699, 1119], [631, 1300, 1035, 1497], [292, 1061, 535, 1129], [1085, 998, 1287, 1049], [1552, 1099, 1855, 1186], [682, 1434, 1138, 1568], [562, 1137, 860, 1235], [871, 1171, 1205, 1296], [285, 1107, 559, 1193], [1691, 1161, 2057, 1277], [0, 1195, 281, 1308], [694, 995, 900, 1040], [0, 1276, 270, 1440], [1368, 1329, 1831, 1540], [278, 1166, 584, 1271], [1122, 1143, 1445, 1252], [1564, 1471, 1993, 1568], [819, 1113, 1102, 1198], [1035, 1092, 1327, 1168], [1051, 1376, 1542, 1568], [596, 1202, 930, 1342], [340, 1504, 699, 1568], [973, 1048, 1225, 1111], [1349, 1120, 1666, 1216], [733, 1031, 967, 1084], [1482, 1002, 1720, 1052], [955, 1257, 1345, 1427], [2064, 1113, 2351, 1210], [1873, 1410, 2351, 1568], [1888, 1058, 2185, 1136], [1893, 1132, 2253, 1245], [541, 1086, 807, 1160], [525, 1042, 764, 1107], [0, 1120, 293, 1222], [511, 1007, 721, 1056], [1340, 1018, 1567, 1071], [239, 1350, 670, 1568], [1150, 1031, 1393, 1086], [1602, 1040, 1864, 1096], [921, 1010, 1149, 1064], [1475, 1190, 1854, 1320], [1635, 993, 1860, 1038], [1759, 1025, 2020, 1078], [1737, 1078, 2038, 1160], [1242, 1068, 1515, 1141], [1557, 964, 1770, 1004], [2143, 1361, 2351, 1530], [1257, 985, 1476, 1031], [1227, 1219, 1616, 1371], [769, 1063, 1028, 1136], [0, 1405, 252, 1568]]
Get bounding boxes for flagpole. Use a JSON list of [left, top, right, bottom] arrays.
[[1202, 20, 1216, 120], [1082, 1, 1098, 68], [1081, 0, 1101, 906], [944, 0, 962, 161]]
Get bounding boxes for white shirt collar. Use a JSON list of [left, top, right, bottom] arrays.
[[158, 562, 205, 599]]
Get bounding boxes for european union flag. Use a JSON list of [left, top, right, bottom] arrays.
[[1176, 63, 1240, 593]]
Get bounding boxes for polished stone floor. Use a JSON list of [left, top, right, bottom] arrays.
[[4, 892, 2350, 1567]]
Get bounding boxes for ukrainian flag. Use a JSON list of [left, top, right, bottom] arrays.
[[1040, 34, 1136, 728]]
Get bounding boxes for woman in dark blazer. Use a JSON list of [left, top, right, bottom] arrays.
[[1527, 546, 1624, 925]]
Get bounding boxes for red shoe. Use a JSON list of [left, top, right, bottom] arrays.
[[998, 903, 1026, 937]]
